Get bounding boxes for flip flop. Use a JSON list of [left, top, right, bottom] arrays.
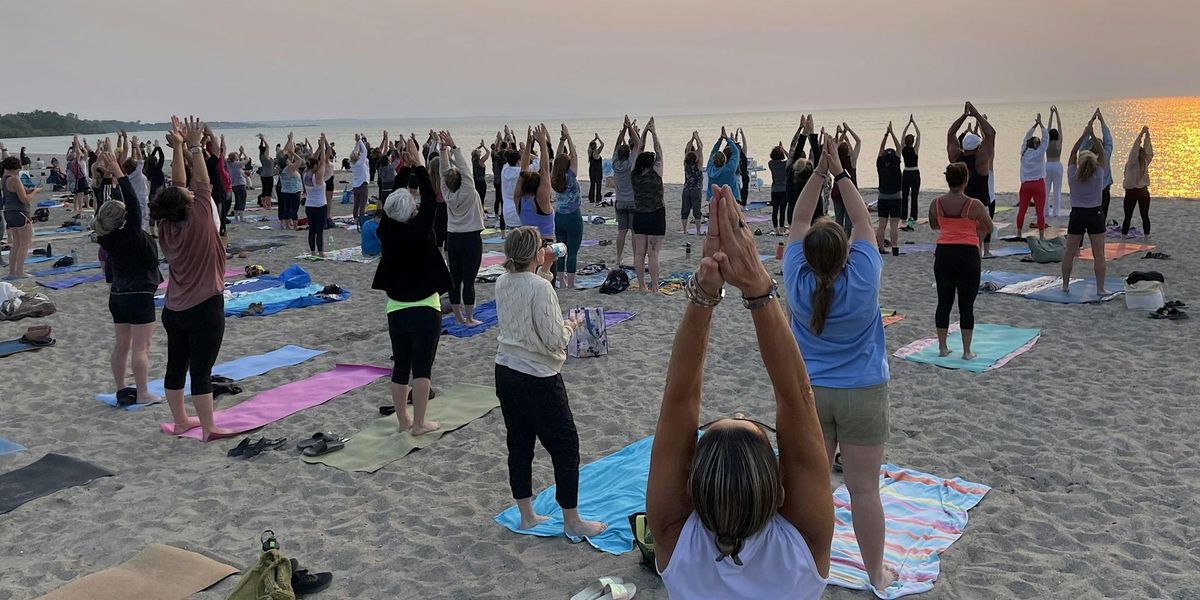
[[598, 582, 637, 600], [296, 432, 339, 451], [242, 437, 288, 458], [301, 437, 346, 457], [1165, 300, 1188, 308], [571, 577, 625, 600], [227, 437, 254, 457], [1150, 307, 1189, 320], [833, 452, 844, 473]]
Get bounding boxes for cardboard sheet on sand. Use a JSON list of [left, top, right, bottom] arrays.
[[0, 454, 112, 515], [1078, 242, 1153, 261], [35, 544, 238, 600], [304, 383, 499, 472]]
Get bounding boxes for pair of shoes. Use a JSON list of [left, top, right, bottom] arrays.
[[1150, 307, 1188, 320], [296, 432, 347, 457], [290, 558, 333, 596], [228, 437, 287, 458]]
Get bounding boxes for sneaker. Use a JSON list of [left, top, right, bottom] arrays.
[[290, 559, 333, 596]]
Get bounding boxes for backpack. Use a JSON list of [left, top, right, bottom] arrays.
[[598, 269, 630, 295], [1024, 236, 1065, 263]]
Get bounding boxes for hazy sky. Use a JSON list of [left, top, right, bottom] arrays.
[[12, 0, 1200, 122]]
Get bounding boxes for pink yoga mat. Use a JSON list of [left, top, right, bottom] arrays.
[[160, 363, 391, 441]]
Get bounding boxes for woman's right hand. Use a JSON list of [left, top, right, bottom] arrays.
[[823, 136, 844, 175], [712, 186, 773, 297]]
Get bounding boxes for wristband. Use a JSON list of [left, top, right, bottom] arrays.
[[686, 274, 724, 307], [742, 281, 779, 310], [834, 171, 850, 183]]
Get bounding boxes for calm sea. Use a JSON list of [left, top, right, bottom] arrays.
[[7, 97, 1198, 198]]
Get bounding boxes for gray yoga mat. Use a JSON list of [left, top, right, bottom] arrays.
[[0, 453, 113, 515]]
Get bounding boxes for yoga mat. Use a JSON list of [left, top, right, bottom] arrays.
[[224, 284, 350, 317], [37, 272, 104, 290], [481, 251, 506, 268], [894, 324, 1040, 373], [603, 311, 634, 327], [0, 436, 25, 455], [31, 261, 101, 277], [898, 242, 937, 255], [483, 236, 505, 244], [1024, 276, 1125, 304], [24, 254, 64, 264], [1079, 242, 1153, 261], [574, 272, 610, 290], [827, 465, 990, 599], [979, 270, 1040, 290], [883, 314, 905, 327], [1106, 225, 1142, 239], [0, 339, 42, 358], [303, 383, 500, 472], [96, 345, 326, 410], [160, 363, 390, 441], [33, 225, 82, 236], [985, 246, 1031, 258], [443, 300, 499, 337], [579, 239, 600, 247], [0, 453, 113, 515], [35, 543, 238, 600], [293, 246, 377, 263], [227, 236, 290, 253]]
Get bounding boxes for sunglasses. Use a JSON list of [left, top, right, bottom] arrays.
[[698, 415, 776, 435]]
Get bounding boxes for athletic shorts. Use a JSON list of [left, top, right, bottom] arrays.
[[4, 211, 31, 229], [615, 208, 634, 231], [74, 179, 89, 194], [813, 382, 889, 446], [876, 196, 904, 219], [109, 292, 156, 325], [325, 177, 334, 192], [631, 208, 667, 236], [1067, 206, 1105, 235]]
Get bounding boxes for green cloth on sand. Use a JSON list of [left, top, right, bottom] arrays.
[[224, 550, 294, 600], [303, 383, 499, 473]]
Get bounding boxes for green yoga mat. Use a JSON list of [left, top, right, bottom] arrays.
[[303, 383, 499, 473]]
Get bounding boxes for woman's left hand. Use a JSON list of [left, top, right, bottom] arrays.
[[696, 185, 726, 297], [712, 186, 773, 297]]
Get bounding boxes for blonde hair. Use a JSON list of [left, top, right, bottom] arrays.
[[503, 227, 540, 272], [688, 425, 781, 565], [1077, 150, 1100, 183], [383, 188, 418, 223]]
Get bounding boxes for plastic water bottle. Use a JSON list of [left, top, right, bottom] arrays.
[[685, 243, 692, 257], [70, 248, 78, 264], [775, 242, 784, 261]]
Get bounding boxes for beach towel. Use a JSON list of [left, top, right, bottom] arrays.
[[96, 345, 325, 410], [224, 284, 350, 317], [882, 313, 905, 327], [37, 272, 105, 290], [0, 338, 43, 358], [443, 300, 499, 337], [0, 436, 24, 456], [894, 324, 1040, 373], [1106, 225, 1142, 239], [0, 453, 113, 515], [978, 270, 1040, 291], [161, 363, 391, 441], [30, 261, 101, 277], [483, 236, 505, 244], [827, 465, 990, 599], [984, 245, 1031, 258], [1078, 242, 1154, 261], [1024, 276, 1125, 304], [303, 383, 500, 472], [574, 272, 610, 290], [33, 225, 82, 237], [294, 245, 377, 263], [481, 251, 506, 268], [897, 242, 937, 255], [23, 254, 64, 264], [34, 543, 239, 600]]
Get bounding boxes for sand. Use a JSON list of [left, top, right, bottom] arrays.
[[1, 173, 1199, 600]]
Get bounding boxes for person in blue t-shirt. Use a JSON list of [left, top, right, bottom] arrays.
[[360, 207, 382, 257], [782, 134, 896, 594], [706, 126, 741, 203]]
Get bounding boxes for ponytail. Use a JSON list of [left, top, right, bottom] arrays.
[[809, 274, 836, 335], [800, 219, 850, 336]]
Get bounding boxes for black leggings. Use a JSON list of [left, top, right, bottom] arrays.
[[306, 205, 327, 252], [934, 245, 981, 330], [260, 176, 274, 199], [495, 363, 580, 508], [1101, 185, 1112, 222], [446, 231, 482, 305], [475, 180, 487, 208], [902, 170, 921, 221], [162, 294, 225, 395], [1122, 187, 1150, 236], [588, 173, 603, 204], [771, 191, 787, 228], [388, 307, 442, 384], [494, 183, 505, 229]]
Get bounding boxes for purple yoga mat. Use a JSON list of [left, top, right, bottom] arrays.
[[604, 311, 634, 327], [160, 363, 391, 441], [37, 272, 106, 290]]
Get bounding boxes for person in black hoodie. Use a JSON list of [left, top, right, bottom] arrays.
[[92, 149, 164, 405], [371, 138, 449, 436]]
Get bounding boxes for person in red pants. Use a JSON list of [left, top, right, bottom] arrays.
[[1017, 113, 1048, 240]]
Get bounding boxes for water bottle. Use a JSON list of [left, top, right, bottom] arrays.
[[70, 248, 78, 264], [685, 243, 692, 257], [775, 242, 784, 261]]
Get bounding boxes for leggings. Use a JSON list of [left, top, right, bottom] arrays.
[[495, 363, 580, 508], [260, 176, 274, 199], [306, 205, 327, 252], [934, 245, 981, 330], [162, 294, 225, 395], [740, 173, 750, 206], [494, 183, 505, 229], [555, 211, 584, 273], [588, 174, 603, 204], [232, 184, 247, 212], [902, 170, 921, 221], [771, 191, 787, 229], [387, 306, 442, 384], [475, 180, 487, 209], [1045, 161, 1063, 217], [352, 183, 369, 220], [1017, 178, 1046, 232], [784, 191, 798, 227], [680, 188, 702, 221], [1101, 185, 1112, 222], [1122, 187, 1151, 236], [446, 231, 483, 305]]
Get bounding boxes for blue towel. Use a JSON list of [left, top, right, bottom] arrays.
[[224, 285, 349, 317], [95, 345, 326, 410], [898, 324, 1040, 373], [31, 261, 101, 277], [24, 254, 64, 265], [0, 339, 39, 358], [573, 272, 610, 290], [37, 272, 104, 290], [155, 276, 285, 308], [483, 236, 505, 245], [443, 300, 499, 338], [1024, 276, 1125, 304], [36, 200, 58, 207], [985, 246, 1031, 257], [0, 437, 25, 456], [495, 435, 654, 554]]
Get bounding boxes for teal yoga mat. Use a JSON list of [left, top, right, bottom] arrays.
[[896, 324, 1041, 373], [0, 437, 25, 455]]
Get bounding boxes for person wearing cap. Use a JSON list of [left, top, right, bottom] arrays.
[[946, 102, 997, 256]]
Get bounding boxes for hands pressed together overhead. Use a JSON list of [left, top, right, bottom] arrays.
[[696, 184, 774, 301]]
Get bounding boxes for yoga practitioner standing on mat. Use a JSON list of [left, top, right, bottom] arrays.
[[587, 134, 604, 205], [93, 149, 163, 405], [373, 137, 445, 436], [437, 131, 485, 327], [947, 102, 996, 257], [707, 127, 741, 204], [1121, 126, 1153, 239], [787, 115, 820, 224], [631, 117, 666, 294], [2, 155, 38, 279], [647, 184, 833, 599], [735, 128, 750, 205], [494, 226, 607, 539], [875, 122, 904, 255], [681, 131, 704, 235], [785, 135, 897, 593], [1017, 114, 1048, 239], [473, 140, 490, 211], [257, 134, 275, 209], [552, 124, 584, 289], [225, 147, 250, 224], [1061, 111, 1110, 295], [929, 162, 993, 360], [829, 124, 861, 234], [1045, 106, 1064, 219], [302, 135, 330, 258], [515, 125, 557, 278], [350, 133, 371, 221], [901, 115, 921, 231], [612, 116, 639, 268], [768, 143, 789, 235], [154, 116, 234, 441], [278, 133, 303, 231]]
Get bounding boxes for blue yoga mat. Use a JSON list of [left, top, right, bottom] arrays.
[[0, 339, 39, 358], [224, 285, 350, 317], [443, 300, 499, 338], [573, 272, 609, 290], [495, 435, 654, 553], [899, 324, 1040, 373], [24, 254, 64, 265], [1025, 276, 1125, 304], [0, 437, 25, 456], [95, 345, 326, 410], [31, 262, 100, 277], [483, 236, 505, 245], [37, 272, 104, 290], [155, 276, 285, 308]]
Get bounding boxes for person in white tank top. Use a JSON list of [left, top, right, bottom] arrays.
[[647, 184, 834, 600]]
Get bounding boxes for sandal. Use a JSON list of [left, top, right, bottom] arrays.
[[296, 432, 340, 452], [571, 577, 626, 600], [1165, 300, 1188, 309], [1142, 251, 1170, 259], [1150, 307, 1189, 320], [301, 437, 346, 457]]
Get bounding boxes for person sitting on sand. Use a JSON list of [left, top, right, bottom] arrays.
[[630, 117, 666, 293], [515, 125, 557, 279], [360, 207, 382, 257], [783, 135, 898, 593], [1121, 126, 1153, 239], [437, 130, 485, 326], [551, 124, 584, 289], [1017, 114, 1049, 240], [494, 226, 607, 539], [1061, 112, 1110, 294], [153, 116, 234, 441], [929, 163, 993, 359], [875, 122, 904, 255], [93, 149, 164, 405], [647, 184, 834, 599], [2, 156, 39, 279], [947, 102, 996, 256]]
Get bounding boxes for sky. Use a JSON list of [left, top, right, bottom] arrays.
[[11, 0, 1200, 123]]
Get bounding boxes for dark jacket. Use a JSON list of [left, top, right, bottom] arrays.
[[98, 176, 163, 293], [371, 165, 451, 302]]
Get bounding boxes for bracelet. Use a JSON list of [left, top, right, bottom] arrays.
[[742, 281, 779, 310], [834, 171, 850, 183], [686, 273, 724, 307]]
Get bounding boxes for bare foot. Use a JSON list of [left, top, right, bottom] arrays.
[[1061, 282, 1070, 293], [167, 417, 201, 434], [982, 252, 994, 258], [962, 351, 976, 361], [464, 318, 483, 327], [938, 346, 952, 357], [869, 565, 899, 592], [519, 514, 550, 530], [1096, 289, 1109, 296], [397, 413, 413, 432], [201, 426, 238, 442], [409, 420, 440, 436], [454, 316, 466, 325], [564, 519, 608, 538]]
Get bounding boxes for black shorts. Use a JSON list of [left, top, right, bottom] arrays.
[[325, 177, 334, 192], [4, 211, 31, 229], [109, 292, 156, 325], [877, 197, 903, 219], [631, 208, 667, 236], [74, 179, 89, 194], [1067, 206, 1105, 235]]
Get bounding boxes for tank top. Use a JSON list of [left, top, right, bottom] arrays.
[[683, 164, 703, 192], [279, 170, 302, 194], [589, 153, 603, 176], [1, 176, 25, 216], [935, 196, 980, 246], [303, 172, 327, 207], [660, 513, 827, 600], [473, 160, 486, 183], [1046, 138, 1063, 162], [959, 153, 990, 204], [902, 145, 918, 169], [554, 170, 581, 215], [518, 194, 555, 237], [631, 168, 664, 213]]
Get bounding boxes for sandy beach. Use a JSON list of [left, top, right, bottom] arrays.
[[1, 173, 1198, 599]]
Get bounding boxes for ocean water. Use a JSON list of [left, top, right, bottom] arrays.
[[7, 97, 1198, 198]]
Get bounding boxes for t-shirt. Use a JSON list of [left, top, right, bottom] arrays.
[[554, 169, 581, 215], [1068, 165, 1107, 209], [782, 238, 888, 388], [631, 165, 664, 213], [226, 159, 246, 187], [501, 163, 522, 224], [683, 164, 704, 192], [351, 140, 370, 188], [361, 219, 381, 255], [876, 151, 902, 195], [769, 159, 788, 193], [158, 182, 226, 312], [127, 162, 149, 204], [611, 157, 634, 210]]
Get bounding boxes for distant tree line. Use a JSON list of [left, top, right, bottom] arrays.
[[0, 110, 254, 138]]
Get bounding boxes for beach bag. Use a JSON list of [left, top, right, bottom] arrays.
[[598, 269, 630, 295], [223, 549, 295, 600], [1025, 236, 1065, 263], [1124, 279, 1164, 311], [628, 513, 658, 573], [278, 264, 311, 289], [567, 307, 608, 358]]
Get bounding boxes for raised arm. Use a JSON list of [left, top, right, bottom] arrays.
[[1068, 118, 1094, 167], [563, 125, 577, 174], [519, 127, 533, 172], [534, 125, 553, 212], [946, 110, 969, 162], [843, 124, 861, 164], [1099, 111, 1113, 160], [789, 119, 806, 157], [788, 133, 831, 245], [180, 116, 209, 186], [825, 135, 873, 243], [1143, 127, 1153, 164]]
